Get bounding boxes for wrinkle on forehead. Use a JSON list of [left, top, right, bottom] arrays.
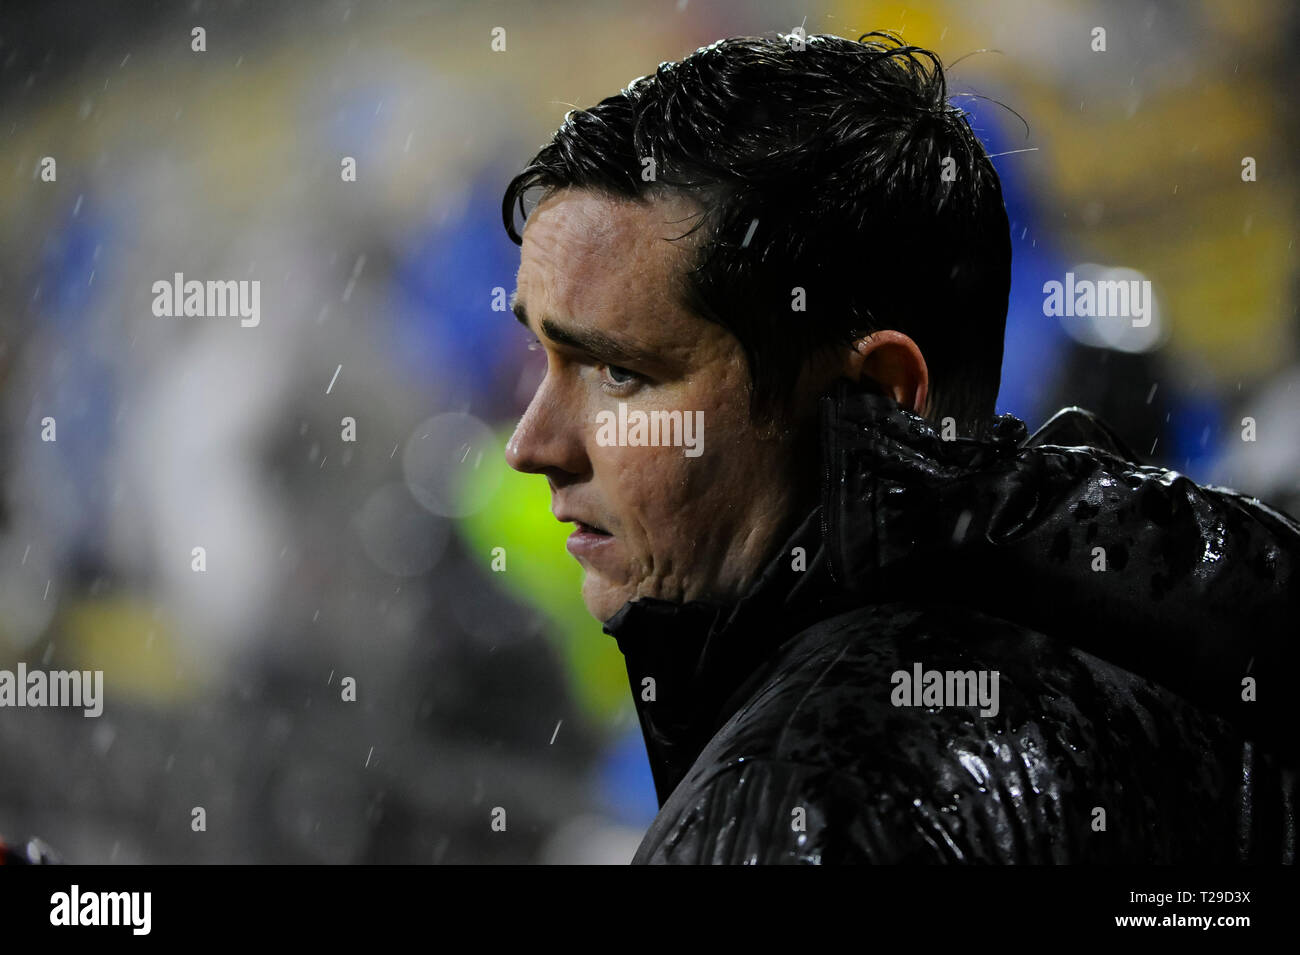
[[524, 188, 702, 274], [516, 188, 712, 358]]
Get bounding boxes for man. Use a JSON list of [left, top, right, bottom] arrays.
[[500, 32, 1299, 863]]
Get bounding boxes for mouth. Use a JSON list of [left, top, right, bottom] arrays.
[[557, 513, 616, 562], [554, 510, 613, 536]]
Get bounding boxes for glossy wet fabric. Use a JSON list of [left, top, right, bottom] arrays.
[[603, 379, 1300, 863]]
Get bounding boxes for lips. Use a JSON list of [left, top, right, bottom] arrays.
[[557, 511, 616, 563], [554, 511, 612, 536]]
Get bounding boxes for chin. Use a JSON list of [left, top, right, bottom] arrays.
[[581, 578, 628, 624]]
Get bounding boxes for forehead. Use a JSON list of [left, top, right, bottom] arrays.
[[515, 188, 703, 338]]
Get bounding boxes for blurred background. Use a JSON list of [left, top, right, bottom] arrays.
[[0, 0, 1296, 863]]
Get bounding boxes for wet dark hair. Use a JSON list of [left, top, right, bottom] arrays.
[[502, 31, 1011, 435]]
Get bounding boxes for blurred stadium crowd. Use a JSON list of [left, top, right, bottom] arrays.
[[0, 0, 1297, 862]]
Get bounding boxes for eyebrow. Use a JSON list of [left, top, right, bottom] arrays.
[[511, 295, 659, 367]]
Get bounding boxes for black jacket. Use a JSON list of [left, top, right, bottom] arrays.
[[604, 379, 1300, 863]]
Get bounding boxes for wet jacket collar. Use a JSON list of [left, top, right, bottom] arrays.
[[602, 379, 990, 804]]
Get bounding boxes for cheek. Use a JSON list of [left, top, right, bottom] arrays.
[[595, 444, 696, 536], [676, 409, 801, 537], [598, 444, 760, 570]]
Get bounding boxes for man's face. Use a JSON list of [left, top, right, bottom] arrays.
[[506, 188, 814, 622]]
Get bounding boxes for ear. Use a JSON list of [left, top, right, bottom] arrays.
[[842, 330, 930, 416]]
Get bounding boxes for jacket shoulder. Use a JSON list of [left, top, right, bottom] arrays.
[[635, 602, 1282, 863]]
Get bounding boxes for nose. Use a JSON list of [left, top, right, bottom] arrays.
[[505, 376, 588, 481]]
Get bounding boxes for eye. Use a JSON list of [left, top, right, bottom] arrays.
[[599, 363, 644, 394]]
